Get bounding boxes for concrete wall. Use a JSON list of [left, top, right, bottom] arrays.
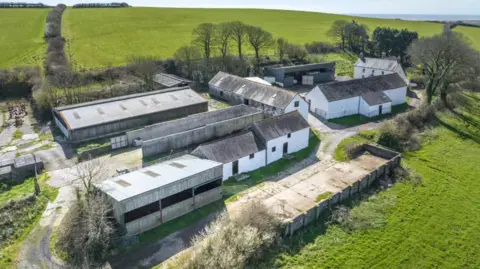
[[194, 187, 222, 209], [283, 144, 401, 236], [120, 166, 222, 212], [284, 95, 309, 120], [266, 128, 310, 165], [68, 102, 208, 143], [162, 198, 194, 223], [141, 111, 263, 158], [326, 96, 361, 119], [125, 211, 161, 235]]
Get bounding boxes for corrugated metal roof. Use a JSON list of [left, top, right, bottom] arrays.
[[192, 131, 265, 163], [267, 62, 336, 73], [317, 73, 407, 102], [54, 87, 206, 130], [354, 57, 400, 71], [209, 72, 296, 109], [253, 111, 310, 141], [95, 155, 222, 202], [153, 73, 192, 87]]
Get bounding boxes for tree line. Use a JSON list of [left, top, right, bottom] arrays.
[[0, 2, 49, 8], [72, 2, 129, 8], [327, 20, 418, 65]]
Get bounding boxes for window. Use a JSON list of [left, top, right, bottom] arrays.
[[124, 201, 160, 223], [382, 71, 385, 75], [161, 188, 193, 209], [287, 133, 291, 138], [244, 98, 249, 105], [294, 101, 299, 107], [272, 146, 276, 152], [249, 153, 255, 159], [195, 179, 222, 195], [362, 75, 365, 78], [371, 69, 375, 74], [220, 91, 223, 96], [362, 68, 365, 73]]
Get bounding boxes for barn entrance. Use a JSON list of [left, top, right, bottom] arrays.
[[232, 160, 239, 175], [379, 105, 383, 115], [283, 142, 288, 154]]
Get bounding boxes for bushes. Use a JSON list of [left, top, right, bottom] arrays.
[[44, 4, 67, 77], [304, 41, 340, 54], [0, 67, 42, 98], [171, 201, 282, 269], [72, 2, 129, 8]]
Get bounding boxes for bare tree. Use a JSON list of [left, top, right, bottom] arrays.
[[228, 21, 248, 58], [174, 45, 201, 79], [73, 158, 107, 196], [246, 26, 274, 64], [192, 23, 216, 61], [409, 32, 479, 105], [276, 38, 289, 61], [128, 56, 157, 91], [327, 20, 349, 50], [215, 22, 232, 59]]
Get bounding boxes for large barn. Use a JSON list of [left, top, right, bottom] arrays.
[[95, 155, 223, 235], [208, 72, 309, 120], [306, 73, 407, 119], [265, 62, 336, 87], [53, 87, 208, 143]]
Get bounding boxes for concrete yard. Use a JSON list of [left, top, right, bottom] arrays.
[[227, 154, 389, 221]]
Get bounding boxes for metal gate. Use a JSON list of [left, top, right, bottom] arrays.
[[111, 135, 127, 149]]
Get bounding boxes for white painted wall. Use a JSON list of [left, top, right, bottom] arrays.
[[284, 95, 309, 120], [266, 128, 309, 164], [359, 98, 392, 117], [305, 86, 329, 118], [221, 150, 266, 181], [384, 86, 407, 106], [354, 67, 394, 79], [326, 96, 361, 119]]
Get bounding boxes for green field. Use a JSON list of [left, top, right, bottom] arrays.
[[256, 95, 480, 269], [63, 8, 448, 68], [0, 9, 48, 68]]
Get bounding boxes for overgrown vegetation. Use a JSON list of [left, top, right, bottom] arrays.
[[168, 201, 282, 269], [0, 175, 58, 269]]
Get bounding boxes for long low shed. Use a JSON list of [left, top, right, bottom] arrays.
[[95, 155, 223, 235], [53, 87, 208, 143]]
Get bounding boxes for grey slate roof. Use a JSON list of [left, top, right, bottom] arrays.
[[253, 111, 310, 141], [154, 73, 192, 88], [54, 87, 206, 130], [317, 73, 407, 102], [191, 131, 265, 163], [209, 71, 296, 109], [354, 57, 400, 71], [267, 62, 336, 73], [361, 91, 392, 106]]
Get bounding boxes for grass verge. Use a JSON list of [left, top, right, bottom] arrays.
[[333, 130, 377, 162], [12, 129, 23, 140], [329, 103, 410, 126]]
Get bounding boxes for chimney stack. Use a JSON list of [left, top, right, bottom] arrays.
[[360, 52, 365, 62]]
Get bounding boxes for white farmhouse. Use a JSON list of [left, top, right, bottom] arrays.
[[354, 56, 408, 83], [252, 111, 310, 165], [191, 131, 266, 181], [306, 73, 408, 119], [209, 72, 309, 120]]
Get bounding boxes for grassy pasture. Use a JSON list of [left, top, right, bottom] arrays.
[[63, 8, 447, 68], [256, 94, 480, 269], [0, 9, 48, 68]]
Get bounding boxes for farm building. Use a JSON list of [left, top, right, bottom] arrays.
[[53, 87, 208, 143], [127, 105, 264, 158], [192, 131, 266, 181], [95, 154, 223, 235], [354, 55, 408, 83], [208, 72, 308, 119], [306, 73, 408, 119], [264, 62, 336, 87], [153, 73, 193, 89], [252, 111, 310, 165]]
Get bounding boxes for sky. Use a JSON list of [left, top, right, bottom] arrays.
[[16, 0, 480, 15]]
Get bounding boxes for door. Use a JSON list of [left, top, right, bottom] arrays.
[[379, 105, 383, 115], [283, 142, 288, 154], [232, 160, 239, 175]]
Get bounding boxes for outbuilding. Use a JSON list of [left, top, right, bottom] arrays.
[[252, 111, 310, 165], [191, 131, 266, 181], [264, 62, 336, 87], [153, 73, 193, 89], [53, 87, 208, 143], [208, 72, 309, 120], [306, 73, 407, 119], [95, 155, 223, 235]]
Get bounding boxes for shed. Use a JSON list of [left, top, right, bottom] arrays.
[[153, 73, 193, 89], [53, 87, 208, 143], [265, 62, 336, 87], [192, 131, 266, 180], [95, 155, 223, 235]]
